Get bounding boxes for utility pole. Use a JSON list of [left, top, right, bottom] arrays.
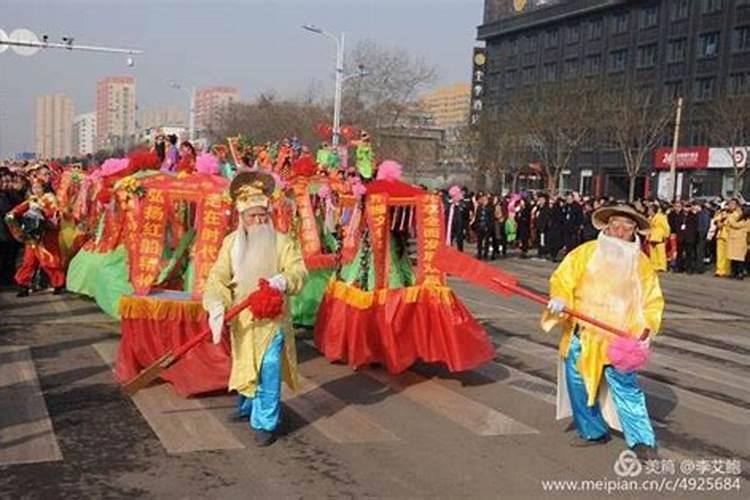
[[669, 97, 684, 202]]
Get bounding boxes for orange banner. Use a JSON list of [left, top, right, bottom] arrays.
[[416, 194, 445, 286], [191, 193, 232, 298], [366, 194, 389, 290], [131, 189, 168, 295], [292, 181, 322, 258]]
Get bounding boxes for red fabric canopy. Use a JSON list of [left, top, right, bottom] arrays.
[[365, 179, 425, 198]]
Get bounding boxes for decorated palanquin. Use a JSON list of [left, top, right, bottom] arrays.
[[66, 157, 162, 317], [313, 179, 495, 374], [114, 173, 237, 396], [288, 174, 359, 327]]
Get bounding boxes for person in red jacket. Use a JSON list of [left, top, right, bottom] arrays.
[[4, 179, 65, 296]]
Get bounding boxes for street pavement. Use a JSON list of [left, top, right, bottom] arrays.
[[0, 256, 748, 499]]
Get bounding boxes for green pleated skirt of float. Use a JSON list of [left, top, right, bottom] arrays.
[[65, 244, 134, 319], [290, 268, 333, 327], [339, 241, 415, 291]]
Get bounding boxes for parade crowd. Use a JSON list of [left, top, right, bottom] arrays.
[[442, 189, 750, 280], [2, 150, 750, 292]]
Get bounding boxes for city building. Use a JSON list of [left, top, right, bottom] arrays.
[[96, 76, 136, 151], [35, 94, 74, 160], [72, 112, 97, 157], [139, 106, 187, 130], [478, 0, 750, 199], [194, 86, 239, 136], [420, 83, 472, 129]]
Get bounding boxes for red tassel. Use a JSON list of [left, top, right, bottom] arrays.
[[248, 279, 285, 319]]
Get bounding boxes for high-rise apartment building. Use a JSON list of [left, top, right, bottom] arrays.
[[35, 94, 74, 160], [96, 76, 136, 150], [194, 86, 239, 135], [73, 112, 97, 156], [421, 83, 472, 129], [140, 106, 187, 130]]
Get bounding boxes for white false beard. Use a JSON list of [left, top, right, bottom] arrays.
[[583, 231, 645, 329], [230, 222, 278, 300]]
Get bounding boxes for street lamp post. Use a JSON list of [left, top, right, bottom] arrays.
[[169, 82, 195, 142], [303, 24, 345, 148]]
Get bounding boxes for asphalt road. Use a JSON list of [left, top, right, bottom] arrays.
[[0, 256, 748, 499]]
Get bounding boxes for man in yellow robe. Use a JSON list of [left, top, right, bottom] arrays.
[[542, 205, 664, 461], [203, 172, 307, 446]]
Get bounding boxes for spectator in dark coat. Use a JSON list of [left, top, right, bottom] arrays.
[[675, 202, 699, 273], [695, 203, 711, 274], [516, 198, 532, 258], [534, 194, 551, 258], [562, 193, 584, 253], [472, 194, 494, 260], [546, 198, 565, 261]]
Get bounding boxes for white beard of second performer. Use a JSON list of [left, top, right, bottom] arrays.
[[230, 222, 279, 301], [581, 231, 646, 334]]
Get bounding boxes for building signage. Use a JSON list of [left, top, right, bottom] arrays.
[[653, 147, 709, 169], [654, 146, 750, 169], [469, 47, 487, 128]]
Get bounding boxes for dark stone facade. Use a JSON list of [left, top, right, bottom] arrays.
[[478, 0, 750, 199]]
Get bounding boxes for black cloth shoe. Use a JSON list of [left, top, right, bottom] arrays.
[[52, 287, 65, 295], [569, 434, 610, 448], [226, 412, 249, 423], [632, 444, 659, 462], [16, 288, 30, 297], [254, 430, 276, 447]]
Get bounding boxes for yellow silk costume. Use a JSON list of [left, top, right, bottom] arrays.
[[648, 212, 669, 272], [203, 231, 307, 397], [541, 240, 664, 406], [713, 212, 731, 277]]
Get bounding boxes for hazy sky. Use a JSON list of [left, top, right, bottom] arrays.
[[0, 0, 485, 156]]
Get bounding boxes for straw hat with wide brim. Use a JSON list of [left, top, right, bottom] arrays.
[[592, 205, 650, 233]]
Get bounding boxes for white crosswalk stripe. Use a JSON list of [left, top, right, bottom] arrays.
[[0, 346, 63, 466]]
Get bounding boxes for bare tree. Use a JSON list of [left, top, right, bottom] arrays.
[[212, 94, 328, 147], [510, 81, 601, 195], [605, 87, 674, 201], [345, 40, 437, 132], [707, 93, 750, 197]]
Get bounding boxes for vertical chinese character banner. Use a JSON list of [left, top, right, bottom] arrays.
[[366, 194, 389, 290], [131, 189, 168, 295], [191, 193, 232, 298], [292, 180, 322, 259], [470, 47, 487, 128], [416, 194, 446, 286]]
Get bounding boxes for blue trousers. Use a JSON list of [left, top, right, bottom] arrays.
[[565, 335, 655, 448], [237, 331, 284, 432]]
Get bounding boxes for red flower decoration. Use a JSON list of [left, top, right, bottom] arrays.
[[248, 279, 285, 320]]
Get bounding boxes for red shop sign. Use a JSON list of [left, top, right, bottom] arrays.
[[654, 147, 709, 169]]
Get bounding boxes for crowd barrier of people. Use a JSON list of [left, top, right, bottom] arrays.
[[441, 188, 750, 280]]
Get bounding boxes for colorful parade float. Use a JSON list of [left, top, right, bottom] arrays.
[[112, 168, 239, 396], [314, 162, 496, 374]]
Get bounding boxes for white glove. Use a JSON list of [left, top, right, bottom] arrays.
[[268, 274, 287, 293], [208, 303, 225, 345], [547, 298, 566, 315]]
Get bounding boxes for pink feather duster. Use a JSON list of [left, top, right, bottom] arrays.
[[448, 185, 463, 201], [100, 158, 131, 177], [607, 336, 650, 373], [318, 184, 331, 199], [376, 160, 403, 181], [352, 180, 367, 197], [195, 153, 220, 175]]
